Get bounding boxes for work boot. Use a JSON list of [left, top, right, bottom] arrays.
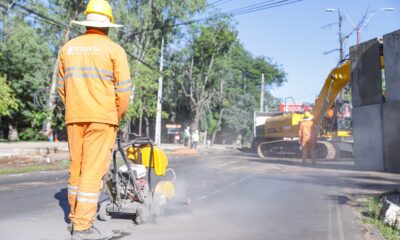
[[67, 223, 73, 234], [71, 225, 112, 240]]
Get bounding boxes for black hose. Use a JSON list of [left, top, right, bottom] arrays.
[[117, 137, 145, 203], [147, 144, 154, 191]]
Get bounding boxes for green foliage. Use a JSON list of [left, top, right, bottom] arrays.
[[0, 10, 52, 133], [219, 43, 286, 139], [19, 128, 47, 141], [363, 196, 400, 240], [0, 0, 287, 144], [0, 75, 18, 116], [18, 111, 47, 140], [223, 93, 256, 132]]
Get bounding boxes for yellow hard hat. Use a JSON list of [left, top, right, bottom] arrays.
[[85, 0, 114, 23]]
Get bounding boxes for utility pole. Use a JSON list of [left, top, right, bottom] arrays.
[[326, 7, 394, 101], [337, 9, 345, 101], [154, 36, 164, 145], [338, 9, 345, 62], [260, 73, 264, 112]]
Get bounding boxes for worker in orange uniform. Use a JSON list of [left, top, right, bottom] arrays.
[[298, 112, 317, 164], [57, 0, 131, 239]]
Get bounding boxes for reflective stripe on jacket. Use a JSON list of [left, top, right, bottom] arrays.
[[57, 29, 131, 125]]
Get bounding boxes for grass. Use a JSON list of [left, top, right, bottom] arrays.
[[363, 195, 400, 240], [0, 160, 70, 175]]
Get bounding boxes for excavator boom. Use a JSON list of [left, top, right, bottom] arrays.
[[311, 61, 351, 124]]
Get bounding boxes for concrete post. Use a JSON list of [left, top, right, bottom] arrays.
[[351, 38, 385, 171], [382, 29, 400, 173]]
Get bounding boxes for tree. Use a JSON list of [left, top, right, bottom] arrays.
[[0, 75, 17, 116], [112, 0, 206, 137], [44, 0, 85, 135], [218, 43, 286, 144], [175, 19, 236, 131], [0, 3, 53, 140], [0, 0, 288, 144]]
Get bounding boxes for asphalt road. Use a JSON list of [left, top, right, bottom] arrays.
[[0, 149, 399, 240]]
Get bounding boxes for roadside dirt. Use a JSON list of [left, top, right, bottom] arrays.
[[0, 147, 198, 172], [0, 151, 69, 169]]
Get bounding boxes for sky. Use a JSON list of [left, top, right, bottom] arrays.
[[213, 0, 400, 103]]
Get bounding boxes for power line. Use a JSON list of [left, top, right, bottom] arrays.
[[224, 0, 282, 14], [291, 90, 320, 100], [123, 0, 303, 37], [2, 0, 304, 39], [0, 1, 164, 76], [0, 0, 304, 76], [211, 0, 234, 7], [226, 0, 302, 16], [287, 85, 322, 97]]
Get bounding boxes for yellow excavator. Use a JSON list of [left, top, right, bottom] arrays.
[[256, 55, 385, 160]]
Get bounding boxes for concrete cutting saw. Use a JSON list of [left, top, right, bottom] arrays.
[[98, 135, 176, 224]]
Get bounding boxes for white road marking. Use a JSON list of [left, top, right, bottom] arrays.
[[335, 199, 345, 240], [211, 189, 222, 194], [237, 178, 246, 182], [328, 199, 332, 240], [197, 175, 253, 201], [198, 195, 208, 200]]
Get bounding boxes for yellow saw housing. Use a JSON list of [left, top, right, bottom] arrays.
[[127, 145, 169, 176]]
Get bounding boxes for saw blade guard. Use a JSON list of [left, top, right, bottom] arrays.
[[127, 145, 169, 176]]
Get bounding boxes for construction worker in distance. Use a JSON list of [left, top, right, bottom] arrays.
[[298, 112, 317, 164], [191, 130, 199, 149], [183, 126, 190, 147], [57, 0, 131, 239]]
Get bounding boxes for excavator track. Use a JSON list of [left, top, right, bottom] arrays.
[[257, 140, 341, 160]]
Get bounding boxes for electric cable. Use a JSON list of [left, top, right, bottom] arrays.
[[0, 0, 305, 76], [1, 0, 304, 38], [122, 0, 304, 37]]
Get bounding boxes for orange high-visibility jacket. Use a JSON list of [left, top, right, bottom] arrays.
[[57, 29, 131, 126], [299, 120, 317, 142]]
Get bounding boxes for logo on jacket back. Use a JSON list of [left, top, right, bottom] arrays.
[[67, 46, 100, 55]]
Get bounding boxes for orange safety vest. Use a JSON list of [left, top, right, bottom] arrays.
[[57, 29, 131, 126], [299, 120, 317, 142]]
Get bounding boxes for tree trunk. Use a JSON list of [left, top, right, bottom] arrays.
[[211, 108, 224, 145], [191, 104, 203, 132], [8, 123, 19, 141], [45, 1, 83, 135], [144, 116, 150, 137], [138, 102, 143, 136], [154, 36, 164, 145]]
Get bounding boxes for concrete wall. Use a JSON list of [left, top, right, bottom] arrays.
[[381, 29, 400, 173], [384, 29, 400, 102], [382, 102, 400, 173], [350, 38, 383, 107], [353, 104, 385, 171], [351, 30, 400, 173], [351, 38, 385, 171]]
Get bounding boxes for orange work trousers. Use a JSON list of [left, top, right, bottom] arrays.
[[67, 123, 117, 231], [301, 137, 316, 163]]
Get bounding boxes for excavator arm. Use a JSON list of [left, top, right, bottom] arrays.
[[312, 55, 385, 126], [311, 60, 351, 125], [257, 56, 384, 159]]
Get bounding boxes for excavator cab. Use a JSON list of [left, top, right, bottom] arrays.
[[322, 101, 352, 138]]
